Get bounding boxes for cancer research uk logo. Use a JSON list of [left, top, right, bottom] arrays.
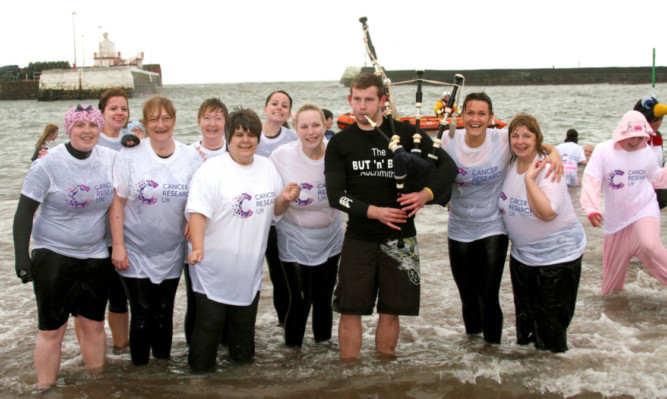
[[65, 184, 92, 208], [294, 183, 314, 206], [293, 182, 328, 206], [233, 191, 276, 219], [134, 180, 189, 205], [65, 182, 114, 208], [607, 170, 625, 190], [136, 180, 160, 205], [606, 168, 647, 189], [498, 191, 531, 217], [455, 167, 468, 187]]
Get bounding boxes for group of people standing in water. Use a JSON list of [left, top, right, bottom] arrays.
[[12, 72, 667, 389]]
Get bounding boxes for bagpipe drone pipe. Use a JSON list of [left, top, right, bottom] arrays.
[[359, 17, 459, 206]]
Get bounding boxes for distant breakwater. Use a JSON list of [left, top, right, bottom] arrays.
[[0, 65, 162, 101], [340, 66, 667, 87]]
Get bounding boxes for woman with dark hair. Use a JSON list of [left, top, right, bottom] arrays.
[[85, 88, 134, 349], [256, 90, 298, 325], [270, 102, 343, 347], [109, 95, 202, 365], [31, 123, 58, 161], [13, 104, 116, 389], [186, 108, 299, 371], [441, 92, 562, 344], [499, 113, 585, 352], [556, 129, 587, 187], [97, 88, 131, 151], [183, 97, 229, 345]]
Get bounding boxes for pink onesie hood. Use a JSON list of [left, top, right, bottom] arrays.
[[612, 110, 653, 150]]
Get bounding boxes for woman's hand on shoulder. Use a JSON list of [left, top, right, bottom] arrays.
[[544, 147, 564, 182]]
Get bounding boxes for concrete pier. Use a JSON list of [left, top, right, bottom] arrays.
[[37, 66, 161, 101]]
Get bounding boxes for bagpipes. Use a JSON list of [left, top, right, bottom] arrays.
[[359, 17, 463, 205]]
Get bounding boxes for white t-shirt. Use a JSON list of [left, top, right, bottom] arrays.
[[97, 132, 128, 246], [189, 140, 226, 162], [442, 128, 510, 242], [22, 144, 116, 259], [269, 140, 344, 265], [185, 154, 284, 306], [113, 140, 203, 283], [255, 126, 297, 158], [185, 140, 227, 259], [499, 156, 586, 265], [583, 140, 662, 234], [97, 129, 130, 152], [556, 142, 586, 187]]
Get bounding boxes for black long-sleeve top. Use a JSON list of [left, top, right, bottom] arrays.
[[324, 117, 457, 242]]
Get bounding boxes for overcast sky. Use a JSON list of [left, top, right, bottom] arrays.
[[2, 0, 665, 85]]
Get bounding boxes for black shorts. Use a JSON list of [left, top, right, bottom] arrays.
[[32, 248, 113, 331], [332, 236, 420, 316]]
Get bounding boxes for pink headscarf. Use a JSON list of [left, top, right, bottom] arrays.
[[63, 104, 105, 135]]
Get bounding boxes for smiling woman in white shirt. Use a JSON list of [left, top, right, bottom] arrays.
[[498, 113, 585, 353], [186, 108, 300, 371], [269, 103, 343, 348]]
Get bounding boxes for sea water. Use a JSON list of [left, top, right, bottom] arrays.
[[0, 81, 665, 398]]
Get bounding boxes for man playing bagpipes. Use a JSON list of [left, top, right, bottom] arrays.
[[324, 72, 457, 359]]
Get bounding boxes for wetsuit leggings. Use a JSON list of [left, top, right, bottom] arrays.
[[121, 276, 180, 365], [448, 234, 508, 344], [510, 255, 581, 353], [184, 263, 195, 345], [107, 268, 128, 313], [282, 255, 339, 347], [188, 291, 260, 371], [266, 226, 289, 324]]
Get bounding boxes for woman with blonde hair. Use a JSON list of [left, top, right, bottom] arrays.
[[270, 102, 343, 347], [109, 95, 202, 365]]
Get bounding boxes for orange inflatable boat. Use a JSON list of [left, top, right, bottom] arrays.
[[337, 113, 507, 133]]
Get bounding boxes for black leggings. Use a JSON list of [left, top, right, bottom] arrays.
[[183, 263, 195, 345], [282, 255, 339, 347], [448, 234, 508, 344], [121, 276, 180, 365], [188, 291, 260, 371], [266, 226, 289, 324], [107, 271, 128, 314], [184, 264, 229, 346], [510, 255, 581, 353]]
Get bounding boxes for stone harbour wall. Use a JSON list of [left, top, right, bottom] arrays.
[[341, 66, 667, 87]]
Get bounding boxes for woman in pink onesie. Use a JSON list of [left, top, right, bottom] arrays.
[[581, 110, 667, 294]]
